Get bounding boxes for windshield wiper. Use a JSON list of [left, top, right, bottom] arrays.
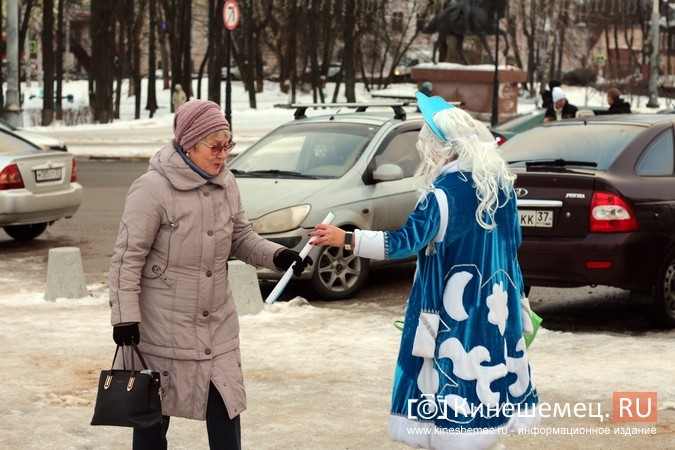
[[244, 169, 318, 179], [524, 159, 597, 168]]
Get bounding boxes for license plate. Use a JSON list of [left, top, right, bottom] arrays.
[[35, 168, 63, 182], [518, 209, 553, 228]]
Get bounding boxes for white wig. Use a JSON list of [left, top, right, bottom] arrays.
[[415, 107, 516, 230]]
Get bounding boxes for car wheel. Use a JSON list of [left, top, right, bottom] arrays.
[[310, 245, 370, 300], [647, 248, 675, 328], [3, 223, 48, 241]]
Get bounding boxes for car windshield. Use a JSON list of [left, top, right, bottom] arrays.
[[502, 123, 643, 170], [230, 122, 375, 178]]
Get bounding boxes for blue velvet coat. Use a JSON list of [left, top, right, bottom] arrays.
[[380, 164, 539, 438]]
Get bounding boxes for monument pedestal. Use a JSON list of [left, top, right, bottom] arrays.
[[412, 65, 526, 123]]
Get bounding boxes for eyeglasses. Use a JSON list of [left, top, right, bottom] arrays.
[[199, 140, 236, 155]]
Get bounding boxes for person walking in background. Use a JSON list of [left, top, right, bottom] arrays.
[[171, 83, 187, 111], [606, 87, 632, 114], [420, 81, 433, 97], [544, 86, 578, 122], [540, 79, 561, 109], [108, 100, 311, 450], [308, 93, 540, 450]]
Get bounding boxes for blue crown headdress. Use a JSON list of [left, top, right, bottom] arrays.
[[415, 91, 455, 142]]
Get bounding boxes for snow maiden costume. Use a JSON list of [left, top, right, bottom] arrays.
[[354, 94, 540, 449]]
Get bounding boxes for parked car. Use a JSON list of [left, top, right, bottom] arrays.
[[490, 109, 547, 145], [0, 118, 68, 152], [229, 102, 423, 299], [0, 128, 82, 240], [502, 114, 675, 327], [491, 106, 608, 145]]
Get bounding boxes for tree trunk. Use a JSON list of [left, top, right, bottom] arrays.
[[55, 0, 65, 121], [146, 0, 158, 117], [42, 0, 55, 126], [342, 0, 357, 102], [91, 0, 116, 123]]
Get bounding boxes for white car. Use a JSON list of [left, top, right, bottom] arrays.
[[0, 118, 68, 152], [229, 102, 423, 299], [0, 128, 82, 240]]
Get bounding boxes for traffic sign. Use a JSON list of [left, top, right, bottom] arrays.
[[223, 0, 240, 31], [594, 53, 607, 67]]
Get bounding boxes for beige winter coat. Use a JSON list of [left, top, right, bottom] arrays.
[[108, 141, 284, 420]]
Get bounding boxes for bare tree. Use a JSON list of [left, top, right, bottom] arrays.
[[55, 0, 66, 121], [42, 0, 54, 125], [161, 0, 192, 109], [90, 0, 117, 123], [146, 0, 159, 117]]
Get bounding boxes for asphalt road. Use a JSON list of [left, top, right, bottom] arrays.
[[1, 160, 671, 336]]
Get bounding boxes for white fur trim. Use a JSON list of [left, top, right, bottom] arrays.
[[353, 229, 385, 260], [412, 312, 440, 358], [417, 358, 440, 395], [520, 296, 534, 335], [432, 189, 448, 243]]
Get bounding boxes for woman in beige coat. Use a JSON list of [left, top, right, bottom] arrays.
[[108, 100, 311, 450]]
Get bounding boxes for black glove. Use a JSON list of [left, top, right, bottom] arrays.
[[273, 249, 313, 277], [113, 323, 140, 346]]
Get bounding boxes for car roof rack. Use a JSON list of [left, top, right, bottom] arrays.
[[274, 101, 415, 120]]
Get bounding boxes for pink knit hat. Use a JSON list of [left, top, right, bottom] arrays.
[[173, 100, 230, 150]]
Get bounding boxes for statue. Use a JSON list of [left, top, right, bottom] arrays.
[[422, 0, 509, 65]]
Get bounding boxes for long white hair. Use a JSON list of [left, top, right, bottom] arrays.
[[415, 107, 516, 230]]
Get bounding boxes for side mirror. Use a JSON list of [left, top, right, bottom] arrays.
[[372, 163, 404, 182]]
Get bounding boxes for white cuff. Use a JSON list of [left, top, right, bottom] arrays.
[[411, 312, 440, 358], [353, 229, 385, 260]]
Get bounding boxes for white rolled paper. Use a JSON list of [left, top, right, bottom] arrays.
[[264, 211, 336, 304]]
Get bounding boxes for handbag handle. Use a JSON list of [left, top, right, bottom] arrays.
[[105, 343, 151, 392]]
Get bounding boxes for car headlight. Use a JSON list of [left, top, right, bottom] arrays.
[[252, 204, 311, 234]]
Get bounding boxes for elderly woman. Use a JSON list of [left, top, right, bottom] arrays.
[[309, 93, 540, 450], [108, 100, 310, 450]]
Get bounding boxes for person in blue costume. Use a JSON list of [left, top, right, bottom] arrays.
[[308, 93, 540, 450]]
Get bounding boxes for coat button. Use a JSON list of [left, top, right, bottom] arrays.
[[206, 270, 212, 277], [205, 349, 211, 355], [207, 230, 214, 236], [203, 191, 210, 197], [202, 311, 209, 317]]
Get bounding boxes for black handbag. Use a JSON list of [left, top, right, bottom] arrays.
[[90, 343, 163, 428]]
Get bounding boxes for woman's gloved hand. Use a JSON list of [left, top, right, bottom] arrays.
[[113, 323, 140, 346], [273, 249, 313, 277]]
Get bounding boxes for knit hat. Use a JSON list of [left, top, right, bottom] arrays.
[[173, 100, 230, 150], [552, 86, 566, 103]]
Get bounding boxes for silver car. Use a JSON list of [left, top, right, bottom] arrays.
[[0, 129, 82, 240], [0, 118, 68, 152], [229, 102, 422, 299]]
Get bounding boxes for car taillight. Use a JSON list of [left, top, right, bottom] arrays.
[[495, 135, 507, 146], [0, 164, 25, 190], [70, 159, 78, 183], [589, 191, 639, 232]]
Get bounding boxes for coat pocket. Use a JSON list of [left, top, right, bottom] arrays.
[[140, 264, 175, 289]]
